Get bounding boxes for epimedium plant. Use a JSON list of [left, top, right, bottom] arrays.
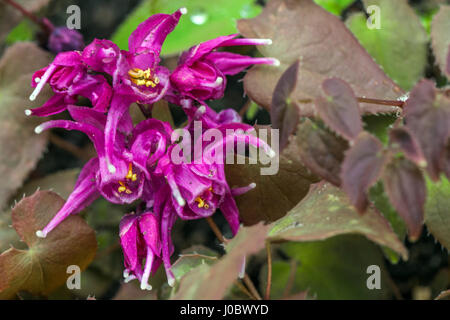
[[0, 0, 449, 300]]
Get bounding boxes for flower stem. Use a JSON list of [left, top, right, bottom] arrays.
[[282, 259, 297, 298], [2, 0, 51, 33], [265, 241, 272, 300], [357, 97, 404, 108], [296, 96, 405, 109], [49, 133, 91, 161], [234, 280, 256, 300], [137, 103, 152, 119], [205, 217, 262, 300], [243, 274, 262, 300], [206, 216, 228, 244]]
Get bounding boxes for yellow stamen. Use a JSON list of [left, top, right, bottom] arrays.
[[118, 180, 132, 194], [195, 196, 208, 209], [118, 181, 127, 193], [194, 187, 214, 208], [126, 163, 137, 181], [128, 68, 159, 88]]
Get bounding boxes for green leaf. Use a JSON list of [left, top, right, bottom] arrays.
[[369, 182, 407, 264], [172, 246, 218, 281], [363, 114, 397, 146], [269, 182, 408, 260], [160, 245, 218, 299], [111, 0, 262, 56], [431, 5, 450, 79], [0, 43, 53, 211], [419, 8, 439, 35], [245, 101, 259, 121], [237, 0, 404, 115], [425, 176, 450, 250], [274, 235, 394, 299], [314, 0, 354, 16], [5, 20, 34, 45], [0, 191, 97, 299], [346, 0, 428, 91]]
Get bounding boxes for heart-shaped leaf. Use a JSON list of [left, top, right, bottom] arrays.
[[237, 0, 404, 115], [425, 176, 450, 250], [403, 80, 450, 181], [431, 5, 450, 79], [382, 157, 426, 241], [346, 0, 428, 90], [275, 235, 394, 299], [315, 78, 362, 141], [268, 182, 408, 259], [389, 127, 426, 167], [341, 132, 386, 213], [0, 191, 97, 299], [0, 42, 53, 210], [271, 60, 300, 150], [296, 118, 348, 186]]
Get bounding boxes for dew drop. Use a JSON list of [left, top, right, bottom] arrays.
[[240, 4, 253, 18], [190, 9, 208, 25]]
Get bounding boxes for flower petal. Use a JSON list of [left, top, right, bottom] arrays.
[[128, 9, 185, 56], [119, 213, 140, 271], [36, 158, 100, 238]]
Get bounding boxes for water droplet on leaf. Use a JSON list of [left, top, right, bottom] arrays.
[[190, 9, 208, 25]]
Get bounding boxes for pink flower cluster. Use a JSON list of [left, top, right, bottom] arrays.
[[28, 8, 278, 290]]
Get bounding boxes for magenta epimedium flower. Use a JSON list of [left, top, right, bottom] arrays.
[[152, 122, 276, 285], [168, 34, 279, 104], [119, 211, 162, 290], [34, 106, 172, 238], [48, 27, 85, 53], [81, 8, 186, 174], [27, 51, 112, 117], [82, 8, 186, 104], [156, 122, 275, 228]]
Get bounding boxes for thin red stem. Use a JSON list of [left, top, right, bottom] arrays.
[[2, 0, 52, 33], [205, 217, 263, 300], [137, 103, 152, 119], [265, 241, 272, 300], [357, 97, 405, 108]]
